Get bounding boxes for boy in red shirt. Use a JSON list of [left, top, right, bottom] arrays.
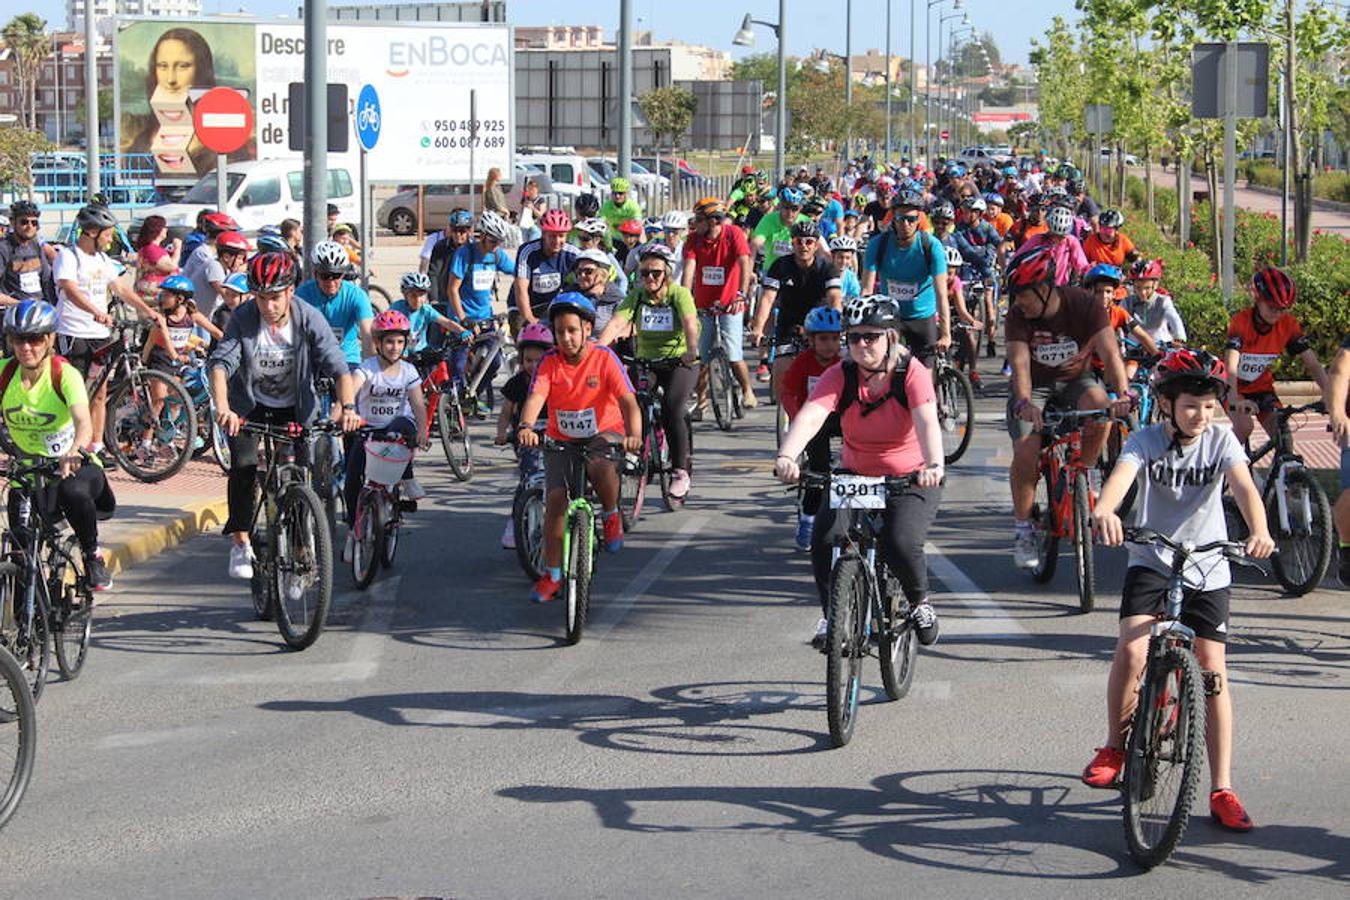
[[517, 293, 642, 603], [780, 306, 844, 549]]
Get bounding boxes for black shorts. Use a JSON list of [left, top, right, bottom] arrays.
[[147, 347, 178, 373], [1120, 566, 1231, 643], [543, 433, 620, 493], [1238, 390, 1282, 414], [57, 335, 105, 375]]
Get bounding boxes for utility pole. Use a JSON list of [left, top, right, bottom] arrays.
[[84, 2, 100, 199], [884, 0, 893, 161], [303, 0, 328, 269], [618, 0, 633, 178]]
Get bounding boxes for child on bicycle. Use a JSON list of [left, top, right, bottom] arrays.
[[212, 272, 251, 337], [390, 271, 453, 354], [1222, 266, 1330, 449], [829, 236, 862, 301], [939, 243, 987, 392], [1123, 258, 1186, 349], [515, 293, 642, 604], [1087, 348, 1274, 831], [780, 307, 844, 550], [495, 321, 554, 549], [1084, 264, 1157, 380], [342, 309, 430, 564]]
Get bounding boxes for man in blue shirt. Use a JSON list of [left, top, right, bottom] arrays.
[[952, 196, 1002, 287], [514, 209, 580, 324], [294, 240, 374, 368], [860, 189, 951, 367], [446, 211, 516, 323]]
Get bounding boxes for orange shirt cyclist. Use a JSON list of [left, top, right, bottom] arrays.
[[1081, 208, 1139, 271]]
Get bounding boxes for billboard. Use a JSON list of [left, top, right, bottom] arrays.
[[116, 17, 513, 185]]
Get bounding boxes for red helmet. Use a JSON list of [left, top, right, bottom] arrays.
[[1004, 246, 1057, 292], [1152, 348, 1228, 398], [371, 309, 411, 335], [202, 212, 239, 235], [540, 208, 572, 233], [246, 251, 298, 293], [1252, 266, 1295, 309], [1129, 257, 1163, 281], [216, 231, 252, 254], [617, 219, 643, 236]]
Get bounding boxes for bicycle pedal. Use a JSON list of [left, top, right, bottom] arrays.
[[396, 500, 418, 513]]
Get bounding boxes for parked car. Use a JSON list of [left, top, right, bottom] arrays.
[[145, 159, 359, 233], [1098, 147, 1141, 166], [378, 170, 556, 236], [586, 157, 668, 194], [633, 157, 708, 187], [957, 146, 1013, 166]]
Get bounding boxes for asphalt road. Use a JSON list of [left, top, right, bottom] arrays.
[[4, 378, 1347, 899]]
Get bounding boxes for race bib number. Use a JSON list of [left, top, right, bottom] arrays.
[[829, 474, 886, 509], [639, 306, 675, 332], [532, 271, 561, 295], [556, 408, 598, 438], [168, 326, 194, 350], [88, 280, 108, 310], [1032, 339, 1080, 368], [773, 240, 792, 258], [1236, 352, 1278, 382], [472, 269, 495, 292], [331, 325, 346, 345], [886, 280, 918, 302], [43, 423, 75, 457], [18, 269, 40, 295], [701, 266, 726, 286]]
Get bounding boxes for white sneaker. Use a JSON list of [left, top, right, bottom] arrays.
[[342, 532, 355, 563], [810, 617, 829, 650], [501, 518, 516, 549], [400, 478, 427, 501], [228, 543, 255, 580], [1013, 530, 1039, 570]]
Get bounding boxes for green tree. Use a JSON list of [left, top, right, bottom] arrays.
[[3, 13, 50, 132], [0, 127, 53, 194], [638, 86, 697, 161], [75, 87, 114, 128]]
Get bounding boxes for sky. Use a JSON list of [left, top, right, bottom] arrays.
[[24, 0, 1081, 66]]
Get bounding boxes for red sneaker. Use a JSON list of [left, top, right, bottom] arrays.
[[603, 511, 624, 552], [530, 574, 561, 603], [1081, 746, 1125, 788], [1209, 788, 1254, 832]]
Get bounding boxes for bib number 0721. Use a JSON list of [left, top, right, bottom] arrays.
[[829, 474, 886, 509]]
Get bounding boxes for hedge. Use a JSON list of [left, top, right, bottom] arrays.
[[1240, 162, 1350, 204]]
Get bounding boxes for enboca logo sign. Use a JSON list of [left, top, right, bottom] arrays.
[[385, 38, 508, 77]]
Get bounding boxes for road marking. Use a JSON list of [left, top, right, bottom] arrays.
[[96, 724, 232, 750], [924, 541, 1029, 638]]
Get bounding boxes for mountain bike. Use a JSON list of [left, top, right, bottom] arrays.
[[1029, 408, 1112, 613], [0, 456, 97, 700], [932, 349, 975, 465], [699, 301, 745, 432], [0, 642, 36, 831], [178, 355, 230, 473], [1224, 400, 1333, 596], [348, 428, 415, 590], [241, 419, 338, 650], [624, 356, 694, 516], [408, 346, 471, 480], [801, 469, 923, 748], [1119, 527, 1266, 869], [543, 438, 621, 646], [433, 319, 505, 481]]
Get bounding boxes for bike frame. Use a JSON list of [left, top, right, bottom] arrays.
[[1039, 423, 1097, 540], [1, 463, 81, 655], [1246, 404, 1320, 535]]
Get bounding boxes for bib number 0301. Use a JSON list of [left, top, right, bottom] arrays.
[[829, 474, 886, 509]]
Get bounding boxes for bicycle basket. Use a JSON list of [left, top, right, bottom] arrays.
[[364, 438, 413, 486]]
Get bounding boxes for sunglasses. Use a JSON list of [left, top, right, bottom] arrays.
[[638, 269, 666, 279], [793, 237, 817, 244], [781, 204, 802, 212], [896, 214, 920, 224], [10, 333, 47, 345], [576, 265, 602, 277], [846, 331, 886, 345], [317, 272, 344, 281], [16, 217, 39, 226]]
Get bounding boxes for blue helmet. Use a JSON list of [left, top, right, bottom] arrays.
[[803, 306, 842, 334], [257, 223, 282, 238], [547, 291, 596, 324], [1002, 166, 1018, 177], [222, 272, 251, 294], [256, 233, 289, 253], [1084, 263, 1124, 286], [779, 187, 804, 207], [4, 299, 58, 336], [448, 209, 474, 227], [160, 274, 195, 295]]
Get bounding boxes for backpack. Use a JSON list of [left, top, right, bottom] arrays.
[[836, 355, 912, 418], [875, 228, 936, 285], [0, 354, 68, 405]]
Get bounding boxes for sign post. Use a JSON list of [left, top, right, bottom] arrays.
[[468, 89, 478, 217], [192, 87, 255, 211], [1085, 104, 1113, 200], [354, 84, 382, 294]]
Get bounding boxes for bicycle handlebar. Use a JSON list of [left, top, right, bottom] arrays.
[[238, 419, 344, 439], [1123, 526, 1269, 571], [797, 469, 919, 493], [1278, 400, 1327, 420]]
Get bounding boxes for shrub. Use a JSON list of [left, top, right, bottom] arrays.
[[1241, 162, 1350, 204]]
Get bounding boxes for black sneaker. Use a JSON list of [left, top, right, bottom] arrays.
[[1339, 546, 1350, 589], [911, 601, 939, 646], [86, 554, 113, 592]]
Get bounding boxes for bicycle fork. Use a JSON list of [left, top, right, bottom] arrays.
[[1271, 463, 1313, 536]]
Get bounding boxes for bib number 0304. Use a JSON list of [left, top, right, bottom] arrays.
[[829, 474, 886, 509]]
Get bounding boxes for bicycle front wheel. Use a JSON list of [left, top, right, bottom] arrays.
[[49, 536, 94, 680], [513, 485, 546, 581], [104, 371, 197, 482], [877, 565, 918, 701], [825, 555, 868, 748], [564, 505, 594, 646], [1123, 645, 1206, 870], [438, 393, 474, 481], [271, 485, 334, 650], [1072, 470, 1096, 613], [0, 644, 37, 831], [1269, 468, 1333, 596], [1030, 469, 1060, 584], [209, 400, 232, 474], [350, 488, 382, 590], [709, 352, 736, 432], [936, 365, 975, 465]]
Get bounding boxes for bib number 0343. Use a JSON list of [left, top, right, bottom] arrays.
[[829, 474, 886, 509]]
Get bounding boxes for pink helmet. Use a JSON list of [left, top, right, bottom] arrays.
[[518, 322, 554, 350], [540, 208, 572, 233], [371, 309, 411, 336]]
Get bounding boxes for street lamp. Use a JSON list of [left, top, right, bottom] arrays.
[[946, 25, 975, 155], [733, 3, 787, 180], [953, 35, 987, 148], [937, 10, 969, 159], [924, 0, 961, 168]]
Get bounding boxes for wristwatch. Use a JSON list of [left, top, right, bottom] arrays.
[[341, 403, 357, 411]]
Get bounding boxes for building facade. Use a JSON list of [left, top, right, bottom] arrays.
[[0, 32, 113, 144], [69, 0, 202, 37]]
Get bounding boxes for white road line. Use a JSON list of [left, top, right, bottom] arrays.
[[924, 541, 1029, 638]]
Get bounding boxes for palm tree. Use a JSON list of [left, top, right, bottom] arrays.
[[3, 14, 50, 131]]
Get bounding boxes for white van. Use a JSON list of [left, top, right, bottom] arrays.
[[516, 151, 592, 200], [145, 159, 359, 232]]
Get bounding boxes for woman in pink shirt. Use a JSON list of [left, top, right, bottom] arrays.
[[134, 214, 182, 300], [1017, 205, 1090, 285], [774, 294, 945, 649]]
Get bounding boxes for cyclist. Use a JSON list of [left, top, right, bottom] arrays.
[[445, 211, 516, 324], [623, 219, 666, 279], [1003, 247, 1132, 568], [1122, 258, 1186, 348], [515, 293, 642, 603], [0, 200, 56, 307], [1084, 264, 1157, 378], [1222, 266, 1330, 448], [572, 217, 628, 295], [953, 196, 1001, 294], [829, 235, 862, 301], [144, 274, 220, 370], [928, 201, 957, 245], [613, 219, 644, 266], [341, 309, 431, 563], [597, 244, 701, 502], [1082, 209, 1139, 269], [749, 187, 808, 274], [983, 192, 1014, 239], [574, 193, 601, 223], [421, 209, 475, 307], [213, 271, 251, 336], [600, 178, 645, 241], [779, 306, 844, 550], [1016, 205, 1090, 284], [749, 221, 843, 394], [1327, 335, 1350, 587], [1086, 349, 1273, 832], [514, 209, 579, 325], [659, 211, 689, 281], [182, 213, 243, 314], [208, 251, 362, 580], [390, 272, 452, 354], [0, 300, 116, 591], [859, 189, 950, 368], [942, 244, 988, 392], [1008, 193, 1049, 249], [774, 295, 945, 648], [495, 322, 554, 550], [572, 248, 625, 334], [296, 241, 374, 370], [683, 198, 755, 412]]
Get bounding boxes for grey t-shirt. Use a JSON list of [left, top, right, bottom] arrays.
[[182, 244, 226, 312], [1119, 423, 1248, 590]]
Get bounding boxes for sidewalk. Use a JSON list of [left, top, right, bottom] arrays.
[[98, 457, 227, 577]]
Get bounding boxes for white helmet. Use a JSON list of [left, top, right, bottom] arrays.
[[477, 210, 510, 242], [660, 210, 689, 231], [311, 240, 350, 275], [575, 217, 609, 236], [944, 245, 964, 268], [1046, 205, 1074, 237], [962, 196, 988, 213], [828, 235, 858, 253]]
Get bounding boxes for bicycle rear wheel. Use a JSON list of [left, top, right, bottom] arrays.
[[709, 352, 736, 432], [438, 393, 474, 481], [825, 555, 867, 747], [1072, 470, 1096, 613], [618, 437, 648, 531], [104, 371, 197, 483], [249, 523, 275, 621], [50, 536, 93, 680], [1030, 469, 1059, 584], [310, 435, 340, 540], [1268, 468, 1333, 596], [272, 485, 333, 650], [350, 488, 382, 590], [936, 365, 975, 465], [0, 644, 37, 831], [380, 496, 401, 569], [0, 564, 49, 705], [1123, 645, 1205, 869], [877, 565, 918, 701], [564, 506, 594, 646], [513, 485, 546, 581], [656, 428, 676, 511]]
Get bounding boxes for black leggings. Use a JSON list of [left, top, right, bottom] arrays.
[[651, 361, 699, 472], [343, 416, 417, 524], [809, 483, 941, 616], [801, 414, 842, 512], [898, 315, 940, 369], [7, 463, 115, 558], [223, 404, 297, 535]]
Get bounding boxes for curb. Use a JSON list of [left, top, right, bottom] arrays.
[[102, 498, 229, 577]]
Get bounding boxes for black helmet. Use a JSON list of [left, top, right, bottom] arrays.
[[75, 204, 117, 232], [789, 220, 820, 240], [10, 200, 38, 219], [575, 193, 600, 218], [891, 189, 925, 210]]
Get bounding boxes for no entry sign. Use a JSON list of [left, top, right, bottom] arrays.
[[192, 88, 254, 155]]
